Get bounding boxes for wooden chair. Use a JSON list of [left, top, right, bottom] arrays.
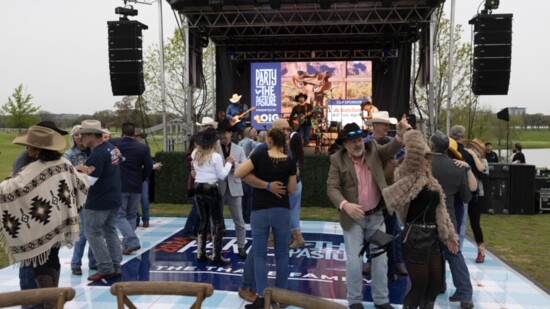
[[263, 287, 348, 309], [0, 287, 75, 308], [110, 281, 214, 309]]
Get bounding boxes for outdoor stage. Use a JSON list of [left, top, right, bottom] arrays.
[[0, 217, 549, 309]]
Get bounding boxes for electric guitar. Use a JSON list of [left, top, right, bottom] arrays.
[[229, 107, 256, 126]]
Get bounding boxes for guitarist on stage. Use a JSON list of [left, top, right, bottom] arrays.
[[226, 93, 250, 141], [289, 93, 313, 146]]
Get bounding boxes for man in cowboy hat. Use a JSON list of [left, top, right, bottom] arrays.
[[289, 92, 313, 146], [9, 120, 69, 298], [360, 99, 379, 130], [76, 119, 123, 282], [327, 117, 409, 309], [110, 122, 153, 253], [225, 93, 250, 141]]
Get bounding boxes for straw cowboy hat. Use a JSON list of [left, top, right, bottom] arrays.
[[193, 128, 218, 147], [366, 111, 398, 125], [465, 138, 485, 156], [448, 138, 463, 160], [13, 126, 66, 151], [76, 120, 105, 134], [229, 93, 242, 103], [196, 116, 218, 129]]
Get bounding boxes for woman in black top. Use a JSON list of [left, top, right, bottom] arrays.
[[383, 130, 458, 309], [235, 127, 297, 309]]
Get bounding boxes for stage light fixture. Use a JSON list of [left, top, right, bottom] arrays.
[[381, 0, 393, 8], [485, 0, 499, 10], [209, 0, 223, 12], [270, 0, 281, 9], [115, 7, 138, 19], [320, 0, 331, 10]]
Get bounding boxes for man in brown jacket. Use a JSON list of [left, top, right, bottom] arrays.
[[327, 117, 408, 309]]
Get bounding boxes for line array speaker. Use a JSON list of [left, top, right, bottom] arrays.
[[469, 14, 513, 95], [107, 20, 148, 96]]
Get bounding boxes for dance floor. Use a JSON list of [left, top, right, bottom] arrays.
[[1, 217, 549, 308]]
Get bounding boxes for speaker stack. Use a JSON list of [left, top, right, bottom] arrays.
[[484, 163, 536, 214], [107, 20, 148, 96], [469, 14, 513, 95]]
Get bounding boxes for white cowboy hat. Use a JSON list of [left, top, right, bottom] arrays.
[[76, 120, 105, 134], [229, 93, 242, 103], [366, 111, 398, 125], [13, 126, 67, 151], [195, 116, 218, 129]]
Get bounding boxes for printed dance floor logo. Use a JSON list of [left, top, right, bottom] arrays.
[[95, 229, 407, 303]]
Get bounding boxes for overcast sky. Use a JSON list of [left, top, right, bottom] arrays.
[[1, 1, 549, 115]]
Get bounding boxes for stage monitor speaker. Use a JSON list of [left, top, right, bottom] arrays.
[[497, 108, 510, 121], [107, 20, 148, 96], [470, 14, 513, 95], [510, 164, 536, 214]]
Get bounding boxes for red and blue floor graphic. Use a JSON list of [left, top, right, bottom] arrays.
[[0, 217, 549, 308]]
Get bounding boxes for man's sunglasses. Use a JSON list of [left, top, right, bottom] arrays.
[[346, 130, 363, 137]]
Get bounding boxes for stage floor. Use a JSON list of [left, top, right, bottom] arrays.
[[1, 217, 549, 309]]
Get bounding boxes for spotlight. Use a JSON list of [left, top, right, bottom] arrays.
[[485, 0, 499, 10], [115, 6, 138, 17], [319, 0, 331, 9], [200, 37, 209, 48], [209, 0, 223, 12], [270, 0, 281, 9]]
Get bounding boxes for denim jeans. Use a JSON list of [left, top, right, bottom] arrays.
[[440, 241, 473, 302], [117, 192, 141, 250], [454, 199, 468, 249], [139, 180, 150, 223], [240, 245, 256, 290], [182, 197, 200, 237], [84, 208, 122, 275], [19, 266, 37, 309], [299, 125, 311, 146], [241, 183, 253, 223], [250, 207, 291, 295], [288, 181, 303, 231], [343, 211, 389, 306], [71, 211, 97, 269]]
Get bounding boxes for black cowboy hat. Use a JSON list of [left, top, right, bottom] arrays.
[[336, 122, 365, 144], [294, 93, 308, 102], [37, 120, 69, 136], [194, 128, 218, 147]]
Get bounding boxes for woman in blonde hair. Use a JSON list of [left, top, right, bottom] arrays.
[[382, 130, 458, 309], [192, 128, 235, 264]]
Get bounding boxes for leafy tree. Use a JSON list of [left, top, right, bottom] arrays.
[[142, 28, 214, 126], [2, 84, 40, 131]]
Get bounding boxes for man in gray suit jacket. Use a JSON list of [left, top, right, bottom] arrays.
[[327, 117, 408, 309], [217, 123, 248, 258]]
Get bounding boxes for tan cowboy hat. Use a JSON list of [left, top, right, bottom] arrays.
[[77, 120, 105, 134], [229, 93, 242, 103], [448, 138, 463, 160], [196, 116, 218, 129], [366, 111, 398, 125], [13, 126, 66, 151], [465, 138, 485, 157]]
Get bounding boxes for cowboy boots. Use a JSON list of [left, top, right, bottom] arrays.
[[476, 242, 485, 263], [196, 233, 209, 262], [210, 226, 229, 264], [289, 229, 305, 249]]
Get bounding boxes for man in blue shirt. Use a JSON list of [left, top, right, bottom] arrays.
[[76, 120, 123, 282], [110, 123, 154, 255]]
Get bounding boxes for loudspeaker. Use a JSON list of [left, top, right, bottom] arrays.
[[470, 14, 513, 95], [108, 20, 148, 96], [497, 108, 510, 121], [510, 164, 536, 214]]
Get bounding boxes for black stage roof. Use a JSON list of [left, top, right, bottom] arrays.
[[172, 0, 442, 61]]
